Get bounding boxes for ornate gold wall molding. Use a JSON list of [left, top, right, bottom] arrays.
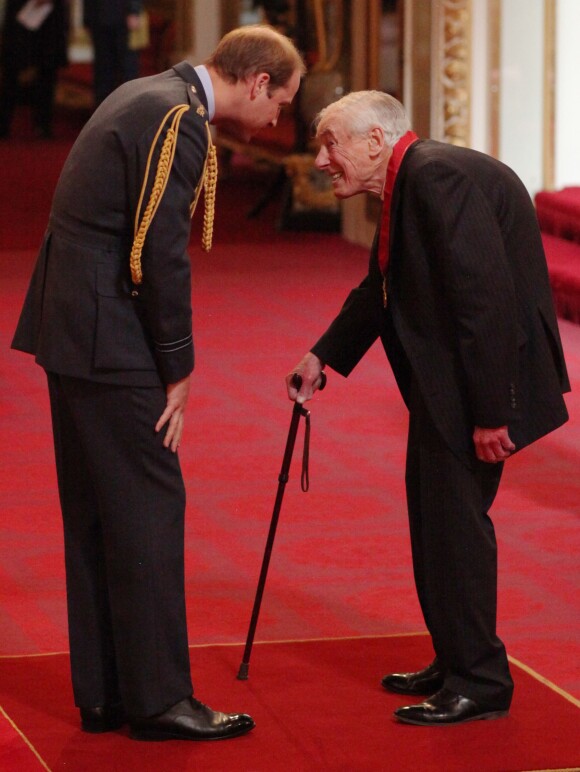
[[431, 0, 472, 146]]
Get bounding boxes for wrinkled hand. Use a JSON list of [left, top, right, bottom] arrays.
[[473, 425, 515, 463], [286, 352, 325, 404], [155, 375, 191, 452]]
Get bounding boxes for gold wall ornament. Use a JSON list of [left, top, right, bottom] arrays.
[[283, 154, 340, 213], [299, 0, 347, 140], [431, 0, 472, 147], [311, 0, 345, 74]]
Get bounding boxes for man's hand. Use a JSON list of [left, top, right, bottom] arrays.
[[286, 352, 325, 404], [155, 375, 191, 452], [473, 425, 515, 463]]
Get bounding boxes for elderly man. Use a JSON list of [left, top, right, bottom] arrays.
[[12, 25, 304, 742], [287, 91, 569, 726]]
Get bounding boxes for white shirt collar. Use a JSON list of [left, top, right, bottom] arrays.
[[194, 65, 215, 122]]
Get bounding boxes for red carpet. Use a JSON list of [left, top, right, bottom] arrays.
[[0, 141, 72, 251], [1, 634, 579, 772], [1, 129, 579, 770]]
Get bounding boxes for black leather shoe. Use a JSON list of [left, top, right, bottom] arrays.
[[129, 697, 255, 741], [80, 703, 126, 733], [394, 688, 509, 726], [381, 660, 445, 695]]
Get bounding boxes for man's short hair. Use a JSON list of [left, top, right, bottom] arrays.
[[206, 25, 306, 90]]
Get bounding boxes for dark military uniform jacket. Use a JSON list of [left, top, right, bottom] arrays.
[[12, 62, 210, 387]]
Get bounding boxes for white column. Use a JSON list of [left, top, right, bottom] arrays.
[[498, 0, 544, 195], [554, 0, 580, 188]]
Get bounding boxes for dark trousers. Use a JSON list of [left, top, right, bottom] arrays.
[[405, 382, 514, 708], [47, 373, 193, 717]]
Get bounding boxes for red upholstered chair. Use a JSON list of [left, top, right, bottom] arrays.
[[541, 232, 580, 323], [535, 186, 580, 244]]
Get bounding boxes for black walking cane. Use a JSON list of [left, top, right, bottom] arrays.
[[237, 372, 326, 680]]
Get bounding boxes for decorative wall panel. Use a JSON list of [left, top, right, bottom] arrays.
[[431, 0, 472, 146]]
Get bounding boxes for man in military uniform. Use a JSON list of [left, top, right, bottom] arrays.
[[12, 25, 304, 742]]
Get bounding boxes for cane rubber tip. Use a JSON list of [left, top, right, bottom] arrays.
[[237, 663, 249, 680]]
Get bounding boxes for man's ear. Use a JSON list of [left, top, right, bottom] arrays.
[[251, 72, 271, 98], [368, 126, 385, 157]]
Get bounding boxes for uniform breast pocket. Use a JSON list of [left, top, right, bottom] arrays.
[[94, 262, 157, 371]]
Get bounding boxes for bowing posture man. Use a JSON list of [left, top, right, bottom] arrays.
[[12, 25, 304, 741], [287, 90, 569, 726]]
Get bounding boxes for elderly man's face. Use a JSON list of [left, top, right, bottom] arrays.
[[315, 114, 379, 199]]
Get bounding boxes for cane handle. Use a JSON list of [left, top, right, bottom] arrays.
[[291, 371, 327, 392]]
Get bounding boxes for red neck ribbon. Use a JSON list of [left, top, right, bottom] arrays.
[[378, 130, 419, 272]]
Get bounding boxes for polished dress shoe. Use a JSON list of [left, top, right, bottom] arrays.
[[80, 703, 126, 733], [129, 696, 255, 741], [381, 660, 444, 695], [394, 688, 509, 726]]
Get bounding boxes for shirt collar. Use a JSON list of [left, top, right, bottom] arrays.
[[194, 65, 215, 122]]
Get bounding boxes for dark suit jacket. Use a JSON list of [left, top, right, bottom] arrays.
[[12, 62, 211, 387], [312, 140, 570, 466]]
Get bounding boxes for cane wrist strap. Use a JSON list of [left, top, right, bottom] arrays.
[[301, 410, 311, 492]]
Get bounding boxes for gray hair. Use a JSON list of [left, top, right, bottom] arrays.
[[315, 90, 411, 147]]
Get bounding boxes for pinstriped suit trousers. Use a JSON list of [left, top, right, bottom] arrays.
[[405, 380, 514, 708], [46, 373, 193, 717]]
